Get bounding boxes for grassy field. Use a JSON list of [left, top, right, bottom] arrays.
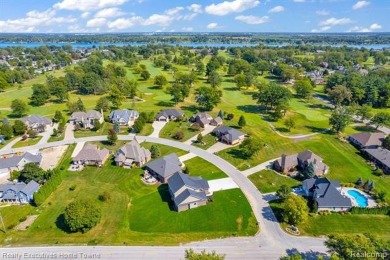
[[159, 121, 201, 141], [140, 142, 188, 157], [192, 133, 218, 150], [184, 157, 227, 180], [12, 136, 42, 148], [269, 200, 390, 240], [0, 164, 256, 245], [249, 170, 301, 193]]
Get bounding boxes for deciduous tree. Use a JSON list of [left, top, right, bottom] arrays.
[[63, 199, 101, 233], [282, 194, 309, 225]]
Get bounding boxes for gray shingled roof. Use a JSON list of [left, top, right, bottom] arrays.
[[0, 180, 39, 200], [146, 153, 182, 178], [364, 148, 390, 169], [0, 152, 42, 170], [168, 172, 209, 195], [69, 111, 87, 121], [349, 132, 385, 147], [213, 126, 245, 142], [73, 144, 110, 162], [173, 189, 207, 206], [109, 109, 138, 123], [115, 139, 151, 164], [21, 115, 51, 125], [155, 109, 183, 119], [85, 110, 102, 119], [20, 180, 39, 196]]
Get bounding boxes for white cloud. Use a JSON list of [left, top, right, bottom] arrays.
[[53, 0, 128, 11], [292, 0, 305, 2], [235, 15, 269, 24], [81, 12, 90, 19], [86, 17, 106, 27], [320, 17, 353, 26], [95, 7, 124, 18], [269, 6, 284, 13], [352, 1, 370, 10], [108, 16, 143, 29], [143, 14, 173, 26], [165, 7, 184, 16], [181, 27, 194, 32], [187, 4, 202, 13], [316, 10, 329, 16], [0, 9, 76, 32], [207, 22, 219, 29], [348, 23, 382, 32], [205, 0, 260, 16]]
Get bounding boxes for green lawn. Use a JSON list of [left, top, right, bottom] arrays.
[[138, 123, 154, 136], [249, 170, 301, 193], [0, 164, 257, 246], [12, 136, 42, 148], [269, 200, 390, 240], [141, 142, 188, 157], [184, 157, 227, 180], [159, 121, 200, 141], [0, 205, 36, 230], [192, 133, 218, 150]]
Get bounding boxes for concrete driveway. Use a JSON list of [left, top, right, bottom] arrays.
[[64, 123, 75, 140], [150, 121, 168, 138], [184, 124, 216, 145], [206, 142, 231, 154], [37, 123, 57, 146], [208, 177, 239, 192]]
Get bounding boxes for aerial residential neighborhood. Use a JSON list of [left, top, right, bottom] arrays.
[[0, 1, 389, 258]]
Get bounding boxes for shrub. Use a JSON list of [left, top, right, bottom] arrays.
[[174, 131, 184, 140], [226, 113, 234, 120], [350, 206, 390, 215], [191, 123, 201, 131], [98, 191, 111, 202], [34, 171, 63, 206], [69, 184, 77, 191], [64, 199, 101, 233]]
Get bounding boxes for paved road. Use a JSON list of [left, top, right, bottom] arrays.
[[0, 135, 327, 258]]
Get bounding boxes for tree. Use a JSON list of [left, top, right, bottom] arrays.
[[53, 110, 64, 123], [66, 101, 79, 113], [52, 128, 58, 137], [49, 78, 69, 102], [253, 82, 291, 111], [113, 122, 120, 133], [294, 78, 313, 99], [239, 138, 262, 158], [167, 83, 190, 104], [13, 120, 26, 135], [218, 110, 224, 119], [238, 115, 246, 128], [208, 71, 222, 88], [303, 162, 316, 179], [30, 84, 51, 106], [282, 194, 309, 225], [325, 234, 390, 260], [197, 133, 203, 143], [328, 85, 352, 106], [150, 145, 160, 159], [234, 74, 246, 90], [356, 104, 372, 121], [370, 112, 390, 129], [93, 119, 101, 131], [226, 113, 234, 120], [11, 99, 29, 117], [174, 131, 184, 140], [27, 129, 37, 138], [140, 70, 151, 80], [383, 135, 390, 150], [133, 119, 144, 133], [329, 106, 352, 134], [154, 75, 168, 88], [276, 185, 291, 200], [95, 97, 111, 112], [63, 199, 101, 233], [196, 86, 222, 111], [19, 163, 46, 183], [107, 129, 118, 145], [109, 86, 125, 109], [284, 118, 295, 131], [76, 98, 86, 112], [184, 249, 225, 260], [0, 124, 13, 139]]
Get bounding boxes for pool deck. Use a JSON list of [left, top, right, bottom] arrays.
[[341, 187, 377, 208]]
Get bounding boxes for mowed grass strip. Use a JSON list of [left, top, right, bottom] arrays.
[[184, 156, 227, 180], [249, 170, 301, 193]]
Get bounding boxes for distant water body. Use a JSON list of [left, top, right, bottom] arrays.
[[0, 42, 388, 49]]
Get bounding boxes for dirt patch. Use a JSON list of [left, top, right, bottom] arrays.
[[40, 145, 68, 170], [14, 215, 39, 231]]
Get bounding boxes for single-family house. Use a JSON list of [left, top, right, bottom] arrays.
[[69, 110, 104, 129], [348, 132, 385, 149], [145, 153, 183, 183], [302, 177, 352, 212], [212, 126, 245, 145], [115, 138, 151, 167], [109, 109, 139, 126], [168, 172, 210, 212], [210, 116, 223, 126], [191, 112, 213, 128], [0, 180, 40, 204], [72, 144, 110, 167], [155, 109, 184, 122], [21, 115, 52, 133], [0, 152, 42, 179], [274, 150, 328, 176], [363, 148, 390, 174]]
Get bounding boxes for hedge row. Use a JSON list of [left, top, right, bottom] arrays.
[[34, 171, 63, 206], [350, 206, 390, 215]]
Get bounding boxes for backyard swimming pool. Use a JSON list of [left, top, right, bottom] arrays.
[[347, 190, 368, 207]]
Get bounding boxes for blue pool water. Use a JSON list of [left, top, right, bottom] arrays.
[[347, 190, 368, 207]]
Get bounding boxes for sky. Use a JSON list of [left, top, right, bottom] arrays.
[[0, 0, 388, 33]]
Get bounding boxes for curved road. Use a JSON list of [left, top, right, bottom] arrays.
[[0, 135, 327, 259]]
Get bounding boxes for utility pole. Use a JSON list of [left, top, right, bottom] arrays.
[[0, 213, 6, 233]]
